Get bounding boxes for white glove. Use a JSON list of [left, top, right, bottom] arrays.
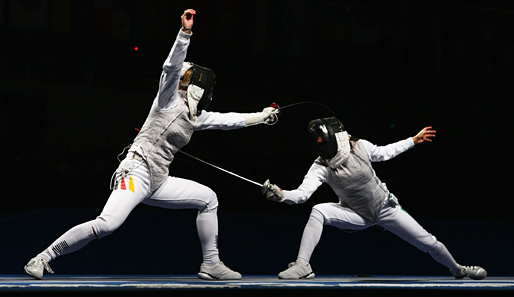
[[262, 179, 284, 202], [244, 107, 279, 126]]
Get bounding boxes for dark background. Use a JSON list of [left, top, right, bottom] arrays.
[[1, 0, 513, 277]]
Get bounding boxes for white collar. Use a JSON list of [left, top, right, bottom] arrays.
[[326, 131, 350, 169]]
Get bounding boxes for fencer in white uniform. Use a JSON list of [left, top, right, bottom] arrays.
[[264, 117, 486, 280], [24, 9, 277, 280]]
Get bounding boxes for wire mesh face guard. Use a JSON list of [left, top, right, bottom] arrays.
[[307, 117, 345, 159], [190, 64, 216, 115]]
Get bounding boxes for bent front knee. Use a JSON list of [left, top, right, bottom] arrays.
[[311, 205, 327, 224], [203, 189, 219, 211]]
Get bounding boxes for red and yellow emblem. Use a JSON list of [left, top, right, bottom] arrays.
[[120, 176, 135, 193]]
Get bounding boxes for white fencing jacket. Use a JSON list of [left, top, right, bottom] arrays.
[[282, 138, 414, 223], [129, 30, 248, 192]]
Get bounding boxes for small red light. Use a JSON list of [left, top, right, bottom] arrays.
[[134, 46, 139, 51]]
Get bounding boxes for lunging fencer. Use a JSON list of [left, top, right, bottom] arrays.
[[263, 117, 486, 280], [24, 9, 278, 280]]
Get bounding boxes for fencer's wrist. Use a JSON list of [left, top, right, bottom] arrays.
[[181, 26, 192, 34], [178, 29, 192, 41], [269, 185, 284, 202], [244, 107, 277, 126], [244, 112, 266, 126]]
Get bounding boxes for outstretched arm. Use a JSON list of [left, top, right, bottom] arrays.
[[195, 107, 279, 130], [363, 126, 436, 162]]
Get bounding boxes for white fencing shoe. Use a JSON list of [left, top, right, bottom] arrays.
[[452, 265, 487, 280], [24, 257, 54, 280], [198, 261, 242, 280], [278, 261, 315, 279]]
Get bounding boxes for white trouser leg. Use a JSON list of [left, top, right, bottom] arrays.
[[296, 203, 373, 264], [296, 202, 460, 273], [144, 176, 220, 265], [297, 208, 324, 264], [39, 222, 96, 261], [377, 205, 460, 272], [40, 158, 150, 261], [313, 202, 374, 230], [196, 208, 220, 265]]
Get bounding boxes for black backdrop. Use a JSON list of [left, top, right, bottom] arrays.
[[1, 0, 513, 276]]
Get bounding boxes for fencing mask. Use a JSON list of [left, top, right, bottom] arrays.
[[180, 62, 217, 120], [307, 117, 350, 164]]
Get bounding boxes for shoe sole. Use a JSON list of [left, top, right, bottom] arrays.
[[198, 272, 216, 280], [197, 272, 242, 280], [278, 272, 315, 280]]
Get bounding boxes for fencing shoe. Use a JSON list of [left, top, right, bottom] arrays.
[[198, 261, 242, 280], [452, 265, 487, 280], [24, 257, 54, 280], [278, 260, 315, 279]]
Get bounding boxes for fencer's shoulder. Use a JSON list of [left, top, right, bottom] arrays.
[[356, 139, 373, 150], [355, 138, 371, 145], [314, 157, 328, 167], [313, 158, 333, 171], [309, 159, 331, 178], [196, 109, 220, 122], [352, 139, 375, 159]]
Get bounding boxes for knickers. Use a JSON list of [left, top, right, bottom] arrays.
[[298, 200, 459, 271], [40, 157, 220, 265]]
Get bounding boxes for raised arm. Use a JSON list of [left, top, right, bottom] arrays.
[[156, 9, 196, 110]]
